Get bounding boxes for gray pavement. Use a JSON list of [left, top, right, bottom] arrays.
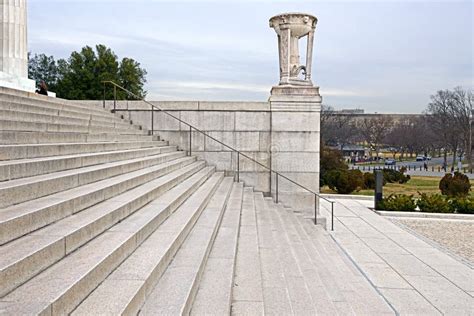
[[318, 198, 474, 315]]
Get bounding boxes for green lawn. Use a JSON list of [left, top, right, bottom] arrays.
[[321, 176, 474, 197]]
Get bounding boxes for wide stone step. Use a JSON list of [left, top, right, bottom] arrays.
[[0, 155, 193, 245], [0, 93, 120, 119], [231, 188, 265, 315], [0, 169, 221, 315], [0, 160, 206, 297], [253, 193, 294, 315], [273, 204, 341, 315], [264, 198, 317, 315], [0, 109, 140, 130], [0, 130, 157, 144], [0, 101, 132, 124], [73, 176, 234, 315], [0, 119, 147, 135], [294, 210, 395, 315], [0, 140, 163, 161], [0, 143, 172, 181], [0, 150, 181, 208], [191, 182, 243, 315], [138, 177, 234, 315]]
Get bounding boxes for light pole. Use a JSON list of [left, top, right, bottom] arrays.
[[469, 107, 473, 172]]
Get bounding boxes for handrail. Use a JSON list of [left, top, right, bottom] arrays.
[[103, 80, 336, 230]]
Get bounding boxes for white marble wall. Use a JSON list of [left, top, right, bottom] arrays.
[[0, 0, 28, 78], [76, 100, 321, 211]]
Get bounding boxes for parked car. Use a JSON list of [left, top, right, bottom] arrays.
[[385, 158, 396, 165], [426, 156, 432, 160], [416, 156, 425, 161]]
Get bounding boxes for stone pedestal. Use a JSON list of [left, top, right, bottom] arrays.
[[0, 0, 35, 92], [269, 86, 321, 214]]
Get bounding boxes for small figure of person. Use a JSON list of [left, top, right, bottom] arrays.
[[423, 162, 428, 171], [36, 81, 48, 96]]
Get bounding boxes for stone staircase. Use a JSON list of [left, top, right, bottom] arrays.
[[0, 88, 394, 315]]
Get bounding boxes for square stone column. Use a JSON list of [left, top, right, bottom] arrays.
[[269, 85, 321, 215]]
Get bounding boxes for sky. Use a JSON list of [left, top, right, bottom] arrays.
[[29, 0, 473, 113]]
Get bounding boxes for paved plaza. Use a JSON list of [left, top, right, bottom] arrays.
[[318, 198, 474, 315]]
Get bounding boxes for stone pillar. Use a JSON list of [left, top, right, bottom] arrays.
[[269, 13, 321, 215], [0, 0, 35, 92]]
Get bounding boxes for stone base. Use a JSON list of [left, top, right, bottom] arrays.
[[269, 85, 322, 111], [0, 71, 35, 93]]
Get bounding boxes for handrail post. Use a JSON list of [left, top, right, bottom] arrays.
[[151, 106, 154, 136], [189, 126, 192, 156], [276, 173, 279, 203], [237, 152, 240, 182], [331, 202, 334, 231], [102, 82, 106, 109], [113, 85, 117, 113], [314, 194, 317, 225]]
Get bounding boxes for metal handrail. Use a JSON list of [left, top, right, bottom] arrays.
[[103, 81, 336, 230]]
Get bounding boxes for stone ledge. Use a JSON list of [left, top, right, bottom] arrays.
[[376, 211, 473, 220]]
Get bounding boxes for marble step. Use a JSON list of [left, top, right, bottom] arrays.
[[230, 188, 265, 315], [0, 94, 120, 119], [0, 150, 182, 208], [0, 143, 173, 181], [0, 119, 148, 136], [73, 176, 234, 315], [0, 155, 193, 245], [191, 182, 244, 315], [0, 140, 163, 161], [0, 130, 157, 144], [273, 204, 340, 315], [0, 161, 207, 297], [294, 211, 394, 315], [0, 169, 220, 315], [138, 177, 233, 315], [0, 109, 140, 130], [0, 100, 132, 124], [264, 198, 317, 315]]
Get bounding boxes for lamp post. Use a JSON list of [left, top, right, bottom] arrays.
[[469, 107, 473, 172]]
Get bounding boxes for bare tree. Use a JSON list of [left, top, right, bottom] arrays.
[[320, 105, 357, 149], [358, 116, 393, 158], [425, 88, 472, 169]]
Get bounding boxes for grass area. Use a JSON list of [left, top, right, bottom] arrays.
[[321, 175, 474, 197]]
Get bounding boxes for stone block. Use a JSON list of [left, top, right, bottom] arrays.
[[271, 131, 320, 152], [272, 152, 319, 173], [180, 111, 235, 131], [235, 112, 270, 131], [271, 111, 320, 132], [198, 101, 269, 111]]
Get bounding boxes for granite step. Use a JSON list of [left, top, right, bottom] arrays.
[[0, 119, 148, 135], [0, 100, 132, 124], [294, 210, 395, 315], [0, 155, 194, 245], [191, 182, 243, 315], [0, 144, 172, 181], [138, 177, 233, 315], [0, 169, 220, 315], [264, 198, 317, 315], [0, 94, 120, 119], [230, 188, 265, 315], [73, 176, 233, 315], [0, 161, 207, 297], [274, 204, 342, 315], [0, 109, 140, 130], [0, 149, 181, 208], [253, 192, 293, 315], [0, 130, 157, 144], [0, 140, 163, 161]]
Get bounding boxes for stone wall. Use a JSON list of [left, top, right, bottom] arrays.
[[76, 100, 320, 212], [78, 101, 273, 194]]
